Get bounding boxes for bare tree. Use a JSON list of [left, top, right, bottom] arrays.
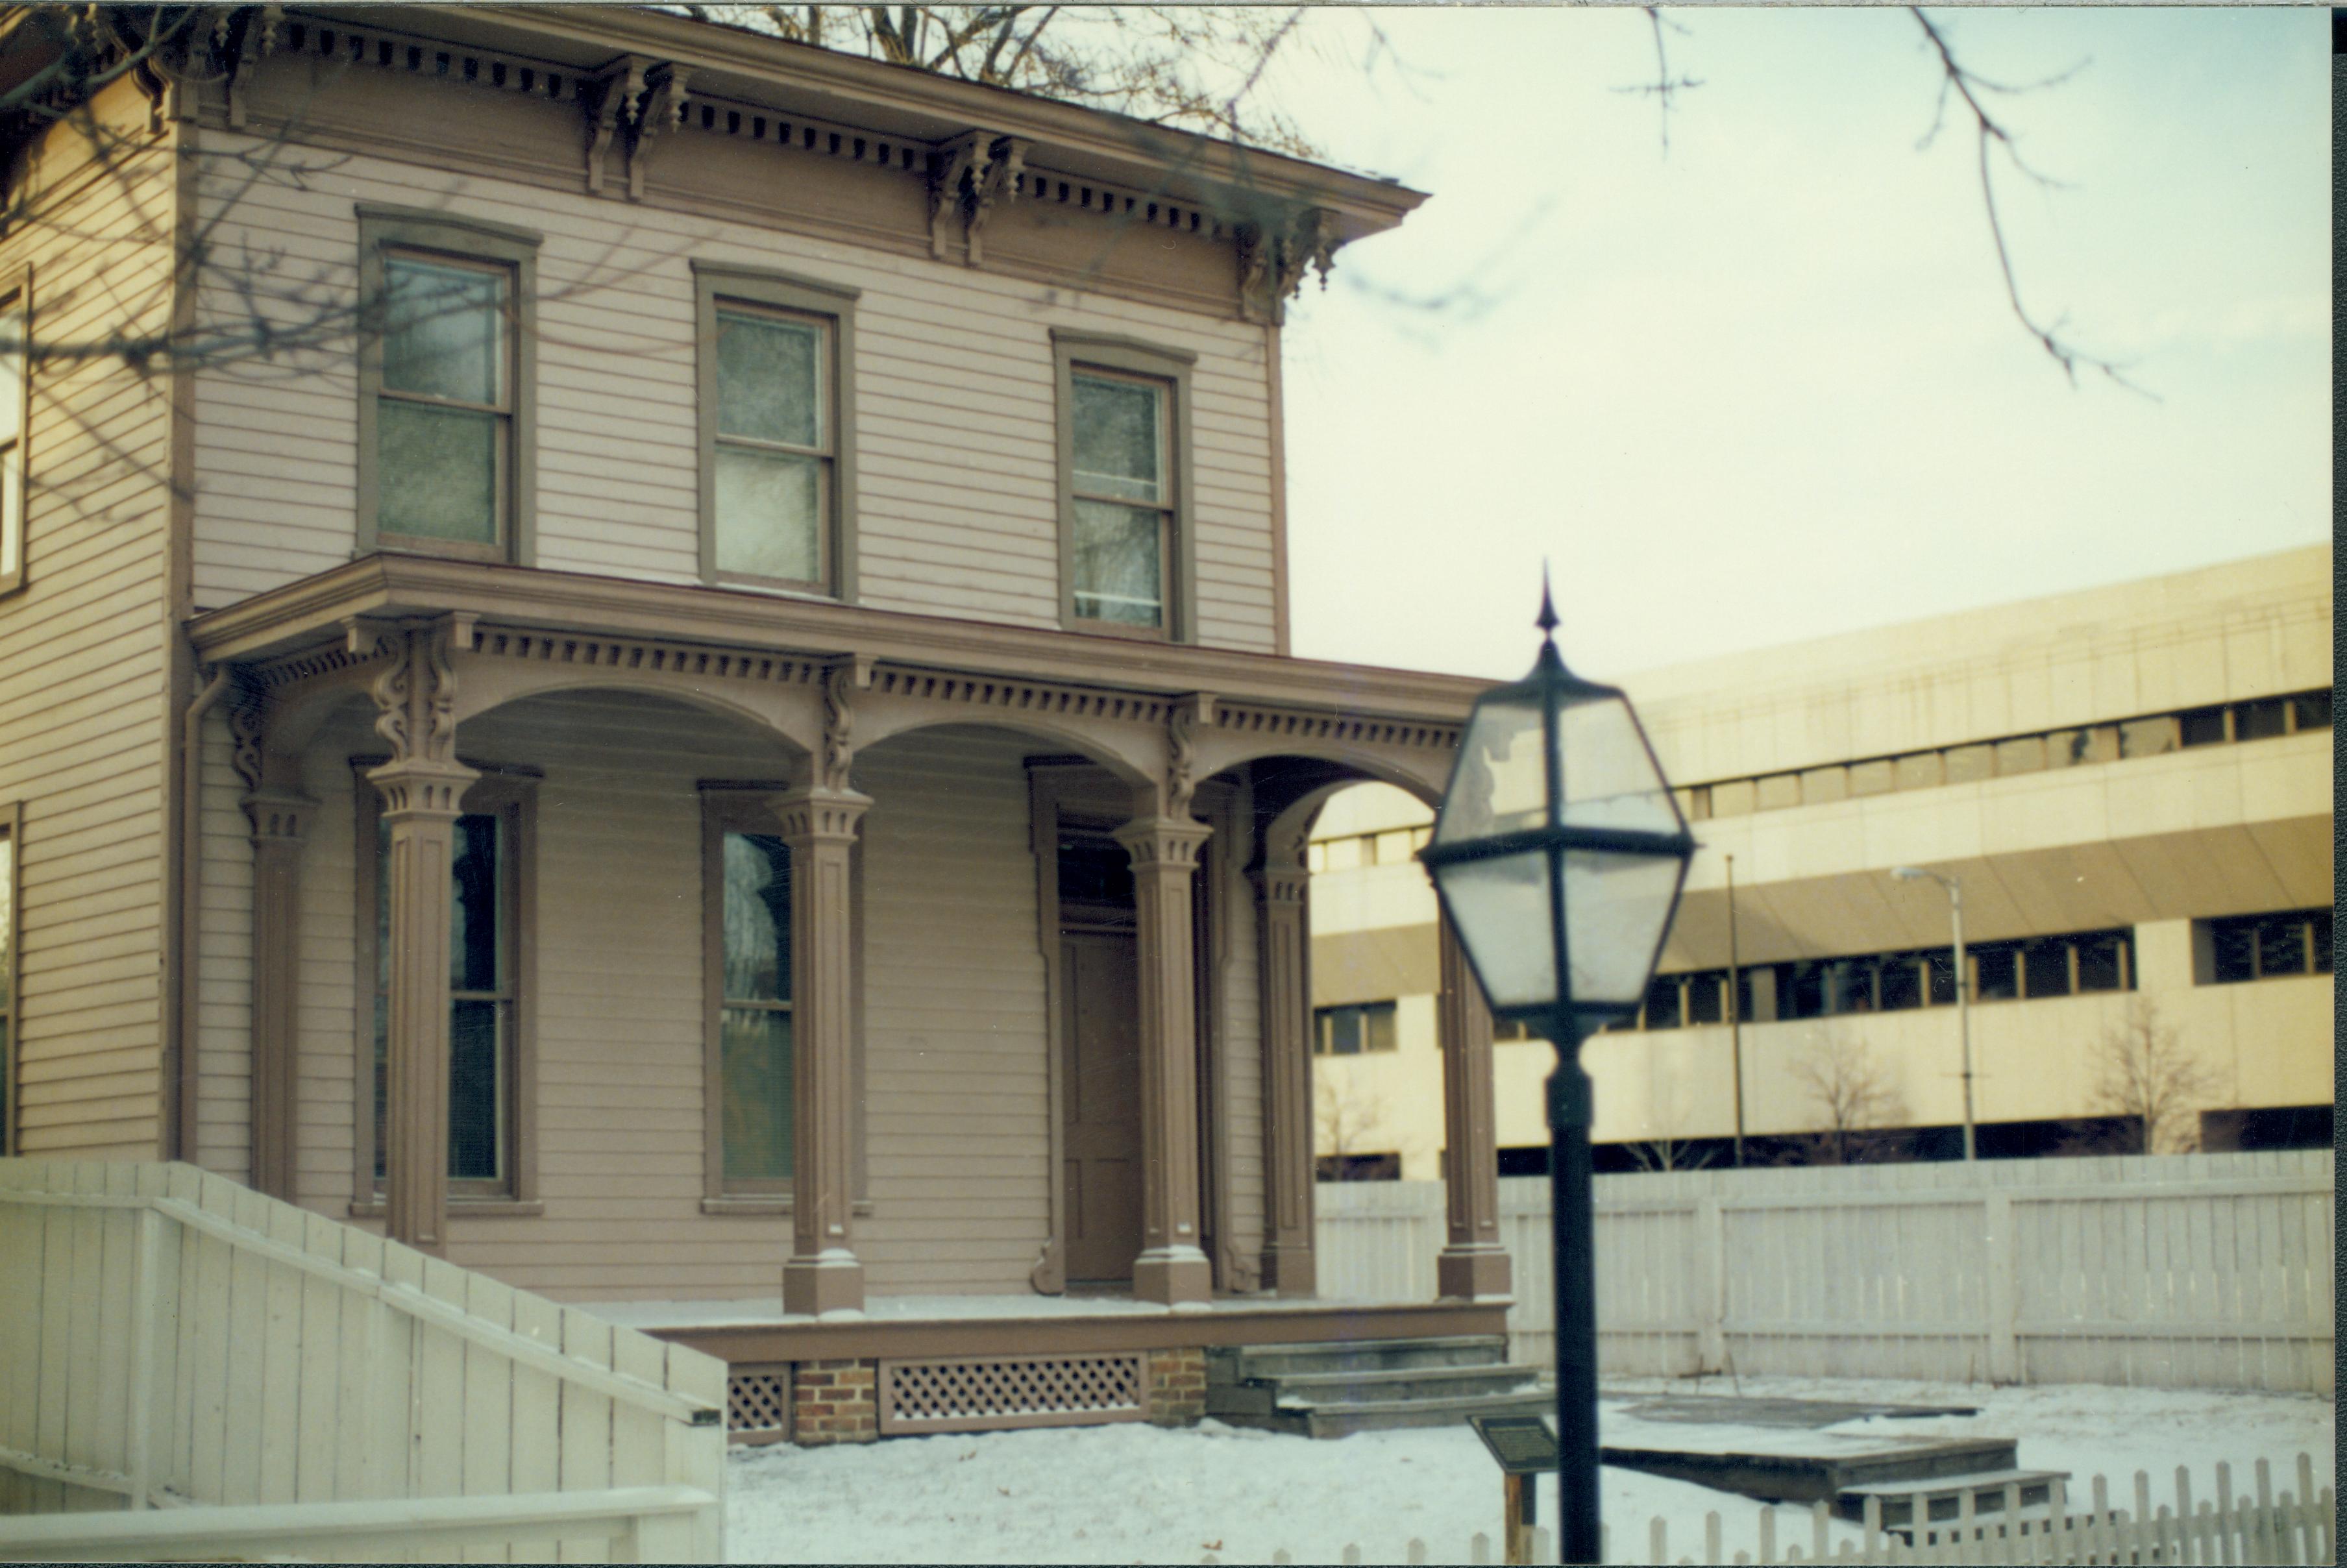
[[1788, 1036, 1911, 1166], [2091, 998, 2222, 1155], [1622, 1072, 1714, 1172], [1313, 1072, 1401, 1179]]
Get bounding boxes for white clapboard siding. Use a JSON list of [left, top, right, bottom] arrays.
[[190, 130, 1280, 652], [1318, 1149, 2335, 1395], [0, 82, 177, 1161], [1195, 1454, 2333, 1567], [0, 1158, 725, 1562]]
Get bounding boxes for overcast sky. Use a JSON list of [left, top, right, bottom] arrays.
[[1264, 7, 2330, 685]]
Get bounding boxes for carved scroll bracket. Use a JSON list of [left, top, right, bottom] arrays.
[[627, 62, 692, 202], [219, 4, 283, 130], [929, 130, 1030, 267], [1237, 206, 1340, 326], [583, 55, 650, 196], [816, 659, 867, 794], [1164, 692, 1215, 822], [365, 617, 476, 818]]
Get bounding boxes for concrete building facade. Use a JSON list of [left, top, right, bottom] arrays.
[[1307, 547, 2333, 1177]]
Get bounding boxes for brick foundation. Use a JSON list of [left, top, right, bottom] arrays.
[[1144, 1345, 1207, 1426], [791, 1357, 878, 1445]]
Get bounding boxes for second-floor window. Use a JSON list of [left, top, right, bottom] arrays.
[[1053, 330, 1194, 640], [378, 254, 513, 547], [1315, 1001, 1397, 1055], [694, 262, 859, 599], [357, 206, 541, 564]]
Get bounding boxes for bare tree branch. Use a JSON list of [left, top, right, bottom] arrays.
[[1910, 8, 2153, 398], [1614, 6, 1703, 157]]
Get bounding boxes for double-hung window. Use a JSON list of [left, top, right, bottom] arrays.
[[357, 207, 539, 563], [0, 268, 28, 596], [354, 767, 537, 1208], [694, 262, 859, 598], [1053, 330, 1194, 639]]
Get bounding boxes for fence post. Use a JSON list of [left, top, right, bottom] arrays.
[[125, 1206, 160, 1508], [1697, 1196, 1727, 1373], [1983, 1192, 2018, 1384]]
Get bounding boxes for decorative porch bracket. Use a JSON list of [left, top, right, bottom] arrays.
[[1251, 844, 1316, 1297], [1114, 812, 1216, 1306], [1436, 914, 1511, 1300], [367, 621, 478, 1255], [776, 785, 872, 1317]]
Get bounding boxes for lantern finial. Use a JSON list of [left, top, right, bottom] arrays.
[[1536, 561, 1558, 638]]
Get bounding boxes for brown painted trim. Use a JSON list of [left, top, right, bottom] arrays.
[[1264, 322, 1289, 658], [160, 121, 202, 1162], [692, 263, 860, 604], [1024, 764, 1069, 1295], [191, 555, 1490, 725], [651, 1298, 1510, 1366], [312, 5, 1428, 235], [354, 206, 543, 567]]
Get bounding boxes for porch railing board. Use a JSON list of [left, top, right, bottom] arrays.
[[0, 1158, 723, 1564], [1317, 1151, 2333, 1393]]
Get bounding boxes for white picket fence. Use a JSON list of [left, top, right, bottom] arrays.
[[1318, 1151, 2334, 1393], [1196, 1453, 2334, 1565], [0, 1158, 725, 1561]]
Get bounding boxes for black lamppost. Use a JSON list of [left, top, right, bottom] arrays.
[[1419, 585, 1695, 1566]]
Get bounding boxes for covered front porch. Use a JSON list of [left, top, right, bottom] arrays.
[[185, 556, 1516, 1341]]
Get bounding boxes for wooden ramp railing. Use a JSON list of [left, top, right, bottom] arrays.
[[0, 1159, 725, 1562]]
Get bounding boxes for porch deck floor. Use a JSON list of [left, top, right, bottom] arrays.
[[576, 1291, 1459, 1333]]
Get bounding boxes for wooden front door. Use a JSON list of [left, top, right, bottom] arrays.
[[1062, 928, 1143, 1284]]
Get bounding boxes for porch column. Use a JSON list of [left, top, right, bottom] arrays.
[[776, 786, 872, 1317], [1115, 813, 1216, 1306], [367, 621, 475, 1255], [1252, 854, 1316, 1296], [1436, 913, 1512, 1299], [242, 787, 312, 1201]]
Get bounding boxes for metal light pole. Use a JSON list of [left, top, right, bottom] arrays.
[[1420, 583, 1695, 1565], [1892, 866, 1974, 1161]]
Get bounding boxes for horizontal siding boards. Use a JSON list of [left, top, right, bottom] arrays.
[[193, 712, 256, 1180], [0, 95, 175, 1160], [190, 134, 1278, 650], [855, 726, 1051, 1295]]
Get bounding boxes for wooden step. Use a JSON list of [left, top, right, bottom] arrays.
[[1205, 1362, 1539, 1416], [1837, 1467, 2070, 1529], [1215, 1385, 1555, 1440], [1206, 1335, 1510, 1384]]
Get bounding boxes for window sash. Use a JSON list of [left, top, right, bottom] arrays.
[[1063, 355, 1181, 636], [711, 303, 833, 589], [373, 251, 516, 552]]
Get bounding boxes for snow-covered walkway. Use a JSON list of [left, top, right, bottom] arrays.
[[724, 1377, 2334, 1564]]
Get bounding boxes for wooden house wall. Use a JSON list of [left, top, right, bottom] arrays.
[[0, 84, 178, 1158], [186, 129, 1282, 652]]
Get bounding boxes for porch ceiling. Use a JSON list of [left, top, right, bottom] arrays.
[[187, 555, 1486, 733]]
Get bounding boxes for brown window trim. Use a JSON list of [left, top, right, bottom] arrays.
[[699, 784, 868, 1208], [354, 204, 541, 567], [0, 801, 18, 1157], [349, 758, 540, 1213], [692, 261, 860, 604], [0, 263, 31, 600], [1051, 328, 1198, 644]]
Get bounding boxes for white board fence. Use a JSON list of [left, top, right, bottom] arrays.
[[1192, 1452, 2334, 1565], [0, 1158, 726, 1561], [1317, 1150, 2333, 1393]]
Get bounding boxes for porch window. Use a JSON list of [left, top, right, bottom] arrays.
[[693, 262, 860, 599], [1052, 329, 1196, 641], [0, 269, 27, 597], [356, 206, 540, 563], [353, 768, 538, 1208], [719, 831, 794, 1188]]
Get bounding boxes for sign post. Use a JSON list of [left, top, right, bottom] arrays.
[[1469, 1414, 1561, 1567]]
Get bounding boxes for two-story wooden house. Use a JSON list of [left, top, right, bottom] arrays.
[[0, 5, 1529, 1439]]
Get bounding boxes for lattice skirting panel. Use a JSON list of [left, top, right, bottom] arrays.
[[878, 1352, 1146, 1435], [728, 1367, 793, 1445]]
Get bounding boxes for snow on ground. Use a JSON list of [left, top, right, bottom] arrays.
[[723, 1379, 2332, 1565]]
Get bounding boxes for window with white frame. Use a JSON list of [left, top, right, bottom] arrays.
[[1053, 330, 1194, 639]]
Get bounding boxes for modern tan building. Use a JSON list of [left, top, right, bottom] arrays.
[[1308, 547, 2333, 1177], [0, 5, 1542, 1439]]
